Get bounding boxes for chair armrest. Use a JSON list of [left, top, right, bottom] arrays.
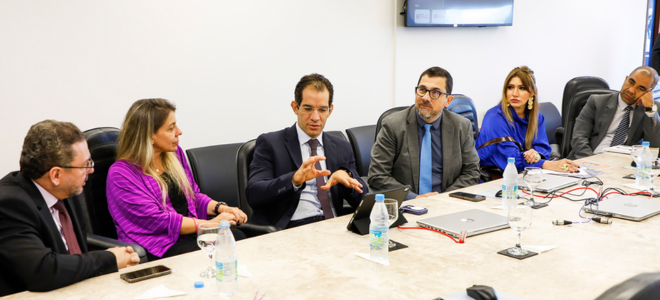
[[550, 144, 562, 159], [237, 223, 281, 238], [87, 233, 148, 263], [479, 169, 493, 183]]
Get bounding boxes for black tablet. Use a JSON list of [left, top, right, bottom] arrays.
[[346, 185, 411, 235]]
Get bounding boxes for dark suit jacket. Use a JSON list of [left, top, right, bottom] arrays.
[[0, 171, 117, 297], [368, 106, 481, 195], [246, 125, 367, 229], [569, 93, 660, 159]]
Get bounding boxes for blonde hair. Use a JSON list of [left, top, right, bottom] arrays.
[[499, 66, 539, 150], [116, 98, 195, 207]]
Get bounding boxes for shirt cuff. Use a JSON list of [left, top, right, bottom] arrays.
[[646, 111, 655, 118], [292, 180, 303, 191]]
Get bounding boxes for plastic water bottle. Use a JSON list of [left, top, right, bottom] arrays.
[[215, 220, 238, 297], [369, 194, 389, 262], [502, 157, 519, 208], [637, 142, 653, 190]]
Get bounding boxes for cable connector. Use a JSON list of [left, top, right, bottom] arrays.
[[552, 220, 572, 226], [592, 217, 612, 224]]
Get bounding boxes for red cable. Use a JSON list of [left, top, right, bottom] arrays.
[[397, 225, 465, 244], [520, 186, 599, 199]]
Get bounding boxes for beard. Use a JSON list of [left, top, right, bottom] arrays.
[[417, 104, 441, 120]]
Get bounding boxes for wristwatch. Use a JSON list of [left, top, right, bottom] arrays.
[[214, 201, 227, 215], [645, 104, 657, 113]]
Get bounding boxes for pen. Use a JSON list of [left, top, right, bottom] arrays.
[[253, 289, 260, 300], [258, 293, 266, 300]]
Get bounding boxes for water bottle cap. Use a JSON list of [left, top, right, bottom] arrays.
[[507, 157, 515, 163], [375, 194, 385, 201], [219, 220, 231, 228], [643, 142, 650, 146], [194, 281, 204, 288]]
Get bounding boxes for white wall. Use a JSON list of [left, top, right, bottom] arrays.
[[0, 0, 648, 174]]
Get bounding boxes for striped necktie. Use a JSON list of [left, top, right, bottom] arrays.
[[610, 105, 633, 146]]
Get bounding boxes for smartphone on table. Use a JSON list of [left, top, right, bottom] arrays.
[[448, 192, 486, 202], [120, 265, 172, 283]]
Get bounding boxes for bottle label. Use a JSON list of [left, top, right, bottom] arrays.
[[215, 260, 237, 282], [502, 184, 518, 199], [369, 229, 384, 249]]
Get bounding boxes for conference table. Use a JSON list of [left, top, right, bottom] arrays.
[[7, 152, 660, 300]]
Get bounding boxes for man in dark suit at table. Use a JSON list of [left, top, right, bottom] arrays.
[[246, 73, 367, 229], [0, 120, 140, 296], [368, 66, 481, 199], [569, 66, 660, 159]]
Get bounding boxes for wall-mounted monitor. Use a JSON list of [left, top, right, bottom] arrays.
[[404, 0, 514, 27]]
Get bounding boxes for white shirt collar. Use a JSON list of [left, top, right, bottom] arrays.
[[32, 179, 59, 209], [296, 122, 324, 147], [617, 94, 636, 111]]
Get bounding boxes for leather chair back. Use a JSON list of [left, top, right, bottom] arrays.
[[561, 89, 618, 158], [376, 106, 407, 139], [186, 143, 243, 209], [345, 125, 376, 177], [447, 94, 479, 140], [561, 76, 609, 126], [325, 130, 347, 141], [237, 139, 257, 218], [538, 102, 561, 145], [596, 273, 660, 300], [78, 127, 120, 239]]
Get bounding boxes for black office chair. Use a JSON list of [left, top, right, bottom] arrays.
[[325, 130, 347, 142], [375, 106, 407, 139], [186, 144, 279, 237], [447, 94, 479, 140], [538, 102, 562, 159], [560, 89, 618, 158], [345, 125, 376, 178], [72, 127, 147, 262], [556, 77, 609, 151], [596, 273, 660, 300]]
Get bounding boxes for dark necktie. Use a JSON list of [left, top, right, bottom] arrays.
[[53, 201, 82, 255], [308, 139, 334, 219], [610, 105, 634, 146], [419, 124, 433, 194]]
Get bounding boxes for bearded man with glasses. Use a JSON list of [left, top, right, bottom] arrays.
[[247, 73, 367, 229], [0, 120, 140, 296], [369, 66, 480, 199]]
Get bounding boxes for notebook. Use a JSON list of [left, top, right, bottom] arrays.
[[583, 195, 660, 221], [518, 174, 582, 193], [346, 185, 411, 235], [416, 209, 509, 238]]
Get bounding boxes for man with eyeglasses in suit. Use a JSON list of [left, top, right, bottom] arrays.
[[369, 66, 481, 199], [0, 120, 140, 296], [247, 73, 367, 229]]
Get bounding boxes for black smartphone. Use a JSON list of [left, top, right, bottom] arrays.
[[623, 174, 636, 179], [448, 192, 486, 202], [120, 265, 172, 283]]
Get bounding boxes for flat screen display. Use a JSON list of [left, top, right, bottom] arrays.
[[405, 0, 514, 27]]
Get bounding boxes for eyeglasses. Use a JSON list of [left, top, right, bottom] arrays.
[[297, 105, 331, 116], [415, 86, 449, 100], [61, 158, 95, 170]]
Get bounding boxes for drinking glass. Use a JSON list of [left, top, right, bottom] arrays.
[[197, 223, 220, 278], [384, 199, 398, 249], [630, 145, 644, 167], [507, 205, 533, 256], [523, 167, 543, 207], [642, 158, 660, 195]]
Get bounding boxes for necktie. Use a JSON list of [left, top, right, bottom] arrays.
[[308, 139, 334, 219], [419, 124, 433, 195], [53, 201, 82, 255], [610, 106, 634, 146]]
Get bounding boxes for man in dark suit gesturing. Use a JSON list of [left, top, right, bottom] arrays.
[[247, 74, 367, 229], [0, 120, 139, 296]]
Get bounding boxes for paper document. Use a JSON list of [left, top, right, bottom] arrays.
[[603, 145, 632, 154]]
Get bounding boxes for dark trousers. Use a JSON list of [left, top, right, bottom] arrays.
[[286, 215, 325, 229], [146, 227, 246, 261]]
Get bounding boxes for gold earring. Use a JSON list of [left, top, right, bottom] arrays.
[[507, 102, 511, 107], [528, 97, 534, 110]]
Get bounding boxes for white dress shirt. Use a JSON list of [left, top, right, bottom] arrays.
[[594, 95, 655, 154], [32, 180, 68, 250], [291, 123, 336, 221]]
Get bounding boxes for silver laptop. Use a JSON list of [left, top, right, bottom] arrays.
[[583, 195, 660, 221], [518, 174, 581, 193], [416, 209, 509, 238]]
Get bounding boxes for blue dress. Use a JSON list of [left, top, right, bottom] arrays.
[[475, 105, 551, 172]]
